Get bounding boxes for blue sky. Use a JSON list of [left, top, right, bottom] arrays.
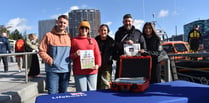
[[1, 0, 209, 38]]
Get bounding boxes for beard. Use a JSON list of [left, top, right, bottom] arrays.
[[124, 25, 132, 31]]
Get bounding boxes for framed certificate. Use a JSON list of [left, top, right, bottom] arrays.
[[80, 50, 95, 69], [124, 44, 140, 56]]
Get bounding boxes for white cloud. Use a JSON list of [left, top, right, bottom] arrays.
[[50, 5, 81, 19], [6, 18, 32, 33], [50, 12, 69, 19], [50, 14, 60, 19], [109, 31, 114, 39], [134, 19, 145, 30], [104, 21, 112, 26], [70, 6, 79, 11], [158, 9, 169, 18], [102, 21, 114, 38]]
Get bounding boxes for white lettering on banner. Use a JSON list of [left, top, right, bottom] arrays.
[[51, 93, 87, 99]]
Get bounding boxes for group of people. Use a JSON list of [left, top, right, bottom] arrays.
[[0, 31, 40, 78], [113, 14, 162, 83], [15, 33, 40, 77], [38, 13, 164, 94]]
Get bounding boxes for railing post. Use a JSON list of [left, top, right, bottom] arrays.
[[24, 54, 28, 83], [170, 58, 178, 80], [163, 58, 172, 82]]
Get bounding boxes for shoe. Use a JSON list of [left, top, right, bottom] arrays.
[[18, 70, 21, 72]]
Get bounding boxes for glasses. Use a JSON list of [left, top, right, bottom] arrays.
[[80, 26, 89, 29]]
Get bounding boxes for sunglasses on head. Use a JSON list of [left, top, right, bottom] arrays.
[[80, 26, 89, 29]]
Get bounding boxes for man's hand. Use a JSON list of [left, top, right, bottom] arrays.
[[125, 40, 134, 44]]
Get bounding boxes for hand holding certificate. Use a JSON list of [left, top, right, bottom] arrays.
[[80, 50, 95, 69], [124, 43, 141, 56]]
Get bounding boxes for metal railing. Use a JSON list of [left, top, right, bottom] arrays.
[[0, 52, 37, 83], [167, 52, 209, 85], [168, 52, 209, 58]]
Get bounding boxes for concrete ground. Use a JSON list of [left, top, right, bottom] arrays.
[[0, 61, 75, 103]]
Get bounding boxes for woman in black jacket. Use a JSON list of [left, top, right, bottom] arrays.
[[95, 24, 114, 89], [142, 22, 162, 83]]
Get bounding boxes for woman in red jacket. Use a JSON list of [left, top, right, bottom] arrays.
[[70, 20, 101, 92]]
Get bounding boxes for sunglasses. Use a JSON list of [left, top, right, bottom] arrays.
[[80, 26, 89, 29]]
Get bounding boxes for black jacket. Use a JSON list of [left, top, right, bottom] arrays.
[[144, 35, 161, 59], [113, 26, 146, 60], [95, 35, 114, 65]]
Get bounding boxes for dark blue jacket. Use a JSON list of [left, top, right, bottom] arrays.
[[0, 36, 11, 53]]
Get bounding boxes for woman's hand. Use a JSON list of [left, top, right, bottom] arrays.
[[93, 65, 99, 69], [139, 49, 145, 53], [74, 50, 80, 57]]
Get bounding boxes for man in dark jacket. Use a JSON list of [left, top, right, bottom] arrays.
[[0, 32, 11, 72], [113, 14, 146, 79]]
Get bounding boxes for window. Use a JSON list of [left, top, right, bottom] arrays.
[[174, 44, 188, 52], [163, 44, 174, 53]]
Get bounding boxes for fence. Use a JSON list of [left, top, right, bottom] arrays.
[[0, 52, 37, 83], [3, 51, 209, 84], [167, 52, 209, 85]]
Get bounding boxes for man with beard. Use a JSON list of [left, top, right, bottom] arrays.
[[113, 14, 146, 79]]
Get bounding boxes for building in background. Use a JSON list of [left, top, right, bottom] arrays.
[[184, 19, 209, 51], [38, 9, 101, 39], [68, 9, 101, 38], [38, 19, 56, 40], [168, 34, 184, 41]]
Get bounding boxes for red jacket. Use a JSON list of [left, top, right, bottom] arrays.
[[70, 36, 101, 75]]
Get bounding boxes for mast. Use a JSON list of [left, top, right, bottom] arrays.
[[152, 13, 168, 41]]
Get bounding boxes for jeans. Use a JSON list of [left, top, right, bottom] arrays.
[[0, 56, 8, 72], [74, 74, 97, 92], [46, 72, 70, 94]]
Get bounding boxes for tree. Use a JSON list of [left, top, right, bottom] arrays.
[[10, 29, 23, 40]]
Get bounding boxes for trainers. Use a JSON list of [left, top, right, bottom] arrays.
[[18, 70, 21, 72]]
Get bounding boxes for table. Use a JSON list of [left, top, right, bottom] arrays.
[[35, 80, 209, 103]]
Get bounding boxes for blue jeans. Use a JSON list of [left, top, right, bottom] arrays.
[[74, 74, 98, 92], [46, 72, 70, 94]]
